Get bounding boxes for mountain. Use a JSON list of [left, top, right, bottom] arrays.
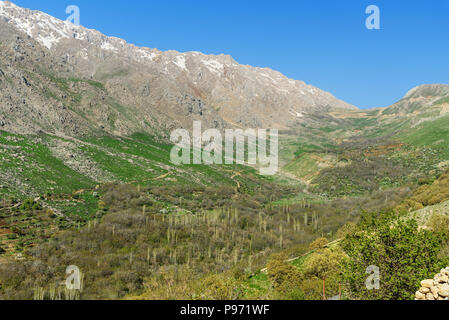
[[379, 84, 449, 116], [1, 1, 449, 198], [1, 1, 449, 302], [0, 0, 355, 138]]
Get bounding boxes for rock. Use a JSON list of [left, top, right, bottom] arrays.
[[436, 274, 449, 283], [415, 291, 426, 300], [426, 293, 435, 300], [419, 287, 430, 294], [439, 283, 449, 297], [431, 286, 440, 299], [421, 279, 434, 288]]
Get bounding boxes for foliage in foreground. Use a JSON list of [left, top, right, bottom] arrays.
[[341, 212, 449, 300]]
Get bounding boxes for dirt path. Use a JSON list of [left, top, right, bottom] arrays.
[[152, 172, 172, 181]]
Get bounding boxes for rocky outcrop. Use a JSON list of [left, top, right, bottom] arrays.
[[415, 267, 449, 300]]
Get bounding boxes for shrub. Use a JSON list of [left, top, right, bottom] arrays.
[[426, 214, 449, 239], [195, 273, 243, 300], [20, 198, 37, 211], [342, 213, 447, 300], [309, 237, 328, 251], [336, 222, 357, 239], [302, 247, 346, 280], [267, 252, 302, 294]]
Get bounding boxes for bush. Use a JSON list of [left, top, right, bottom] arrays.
[[427, 214, 449, 239], [267, 252, 302, 295], [309, 237, 328, 251], [297, 278, 323, 300], [195, 273, 243, 300], [336, 222, 357, 239], [302, 247, 346, 280], [20, 198, 37, 211], [396, 171, 449, 212], [342, 213, 447, 300]]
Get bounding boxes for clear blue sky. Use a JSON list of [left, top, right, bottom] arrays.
[[11, 0, 449, 109]]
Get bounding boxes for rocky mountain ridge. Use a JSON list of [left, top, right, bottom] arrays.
[[0, 0, 356, 138]]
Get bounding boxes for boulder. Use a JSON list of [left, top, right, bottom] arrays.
[[415, 291, 426, 300], [421, 279, 434, 288], [426, 293, 435, 300], [439, 283, 449, 297], [430, 286, 439, 299], [435, 274, 449, 284], [419, 287, 430, 294], [416, 268, 449, 300]]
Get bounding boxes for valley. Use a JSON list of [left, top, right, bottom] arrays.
[[0, 1, 449, 301]]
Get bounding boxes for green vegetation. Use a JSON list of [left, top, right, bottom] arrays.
[[0, 176, 415, 299], [342, 213, 448, 300], [433, 96, 449, 105], [2, 84, 449, 300], [396, 170, 449, 213]]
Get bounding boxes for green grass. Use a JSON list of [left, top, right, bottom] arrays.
[[284, 153, 319, 179], [45, 191, 100, 222], [1, 129, 271, 201], [243, 272, 271, 298], [400, 115, 449, 149], [433, 96, 449, 105], [0, 131, 95, 196]]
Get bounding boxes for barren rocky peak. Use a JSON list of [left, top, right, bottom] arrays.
[[0, 0, 356, 137]]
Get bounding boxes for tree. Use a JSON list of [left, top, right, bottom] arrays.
[[266, 252, 302, 296], [336, 222, 357, 239], [342, 213, 448, 300], [301, 247, 346, 299], [309, 237, 328, 251], [302, 248, 346, 280]]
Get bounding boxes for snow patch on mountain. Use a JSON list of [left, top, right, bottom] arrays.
[[202, 60, 224, 75], [173, 55, 188, 72]]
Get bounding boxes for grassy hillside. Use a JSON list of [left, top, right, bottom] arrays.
[[2, 83, 449, 300]]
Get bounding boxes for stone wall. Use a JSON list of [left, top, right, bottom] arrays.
[[415, 267, 449, 300]]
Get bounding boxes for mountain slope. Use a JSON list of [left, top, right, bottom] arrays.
[[2, 1, 449, 208], [280, 83, 449, 196], [0, 0, 355, 138]]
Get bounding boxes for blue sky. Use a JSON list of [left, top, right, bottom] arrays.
[[10, 0, 449, 109]]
